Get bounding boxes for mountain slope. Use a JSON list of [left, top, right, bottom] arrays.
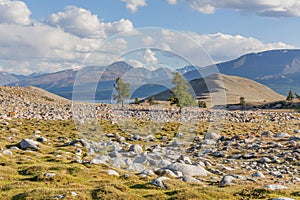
[[184, 49, 300, 95], [152, 74, 285, 106]]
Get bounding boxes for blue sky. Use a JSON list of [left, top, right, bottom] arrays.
[[21, 0, 300, 45], [0, 0, 300, 74]]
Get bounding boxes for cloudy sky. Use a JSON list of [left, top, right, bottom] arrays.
[[1, 0, 300, 74]]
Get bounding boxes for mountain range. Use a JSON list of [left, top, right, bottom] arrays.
[[3, 49, 300, 102]]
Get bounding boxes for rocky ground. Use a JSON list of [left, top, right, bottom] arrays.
[[0, 86, 299, 199]]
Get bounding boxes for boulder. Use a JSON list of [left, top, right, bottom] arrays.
[[107, 169, 119, 176], [204, 132, 221, 140], [252, 171, 265, 178], [163, 162, 211, 177], [220, 175, 235, 186], [19, 139, 39, 150], [263, 184, 287, 190], [151, 176, 170, 189], [129, 144, 143, 155]]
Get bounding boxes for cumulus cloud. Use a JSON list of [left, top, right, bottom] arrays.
[[46, 6, 134, 38], [186, 32, 295, 62], [144, 48, 158, 64], [184, 0, 300, 17], [121, 0, 147, 13], [0, 0, 31, 25]]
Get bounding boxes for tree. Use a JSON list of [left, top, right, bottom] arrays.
[[239, 96, 246, 107], [134, 97, 139, 105], [286, 90, 294, 101], [148, 97, 155, 105], [295, 92, 300, 100], [198, 101, 207, 108], [113, 77, 130, 108], [170, 73, 196, 112]]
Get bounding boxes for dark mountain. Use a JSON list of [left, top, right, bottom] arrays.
[[184, 49, 300, 95]]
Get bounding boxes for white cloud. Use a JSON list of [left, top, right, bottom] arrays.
[[184, 0, 300, 17], [0, 0, 31, 25], [186, 32, 295, 62], [127, 59, 144, 68], [121, 0, 147, 13], [46, 6, 134, 38], [167, 0, 177, 5], [141, 36, 154, 46], [144, 48, 158, 64]]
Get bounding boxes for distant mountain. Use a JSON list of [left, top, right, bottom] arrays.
[[9, 61, 174, 101], [0, 72, 19, 85], [184, 49, 300, 95], [6, 49, 300, 101], [151, 73, 285, 106]]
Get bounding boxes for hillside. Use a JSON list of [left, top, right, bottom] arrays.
[[183, 49, 300, 95], [152, 74, 285, 106], [0, 86, 70, 119]]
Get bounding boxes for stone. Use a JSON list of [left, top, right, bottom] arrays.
[[9, 146, 19, 150], [53, 194, 65, 199], [263, 184, 287, 190], [111, 157, 127, 168], [163, 162, 211, 177], [177, 155, 192, 164], [272, 198, 295, 200], [2, 150, 12, 156], [44, 172, 56, 178], [140, 169, 155, 176], [90, 158, 106, 165], [259, 157, 272, 164], [37, 137, 47, 143], [220, 175, 235, 186], [70, 139, 90, 148], [107, 169, 119, 176], [128, 163, 145, 172], [262, 131, 272, 137], [180, 175, 201, 184], [133, 155, 148, 164], [129, 144, 143, 155], [19, 139, 39, 150], [212, 151, 225, 158], [162, 169, 178, 178], [274, 133, 290, 138], [151, 176, 170, 189], [70, 192, 78, 197], [204, 132, 221, 140], [252, 171, 265, 178]]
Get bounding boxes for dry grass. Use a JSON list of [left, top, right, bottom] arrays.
[[0, 119, 299, 199]]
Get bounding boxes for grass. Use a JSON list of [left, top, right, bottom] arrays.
[[0, 118, 299, 199]]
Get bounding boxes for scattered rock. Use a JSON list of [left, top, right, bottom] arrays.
[[129, 144, 143, 155], [44, 172, 57, 178], [204, 132, 221, 140], [180, 175, 201, 184], [220, 175, 235, 186], [163, 162, 211, 177], [263, 184, 287, 190], [274, 132, 290, 138], [2, 150, 12, 156], [252, 171, 265, 178], [107, 169, 119, 176], [19, 139, 39, 150], [151, 176, 170, 189]]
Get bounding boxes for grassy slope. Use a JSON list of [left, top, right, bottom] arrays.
[[0, 119, 299, 200]]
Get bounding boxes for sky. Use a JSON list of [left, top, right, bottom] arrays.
[[1, 0, 300, 74]]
